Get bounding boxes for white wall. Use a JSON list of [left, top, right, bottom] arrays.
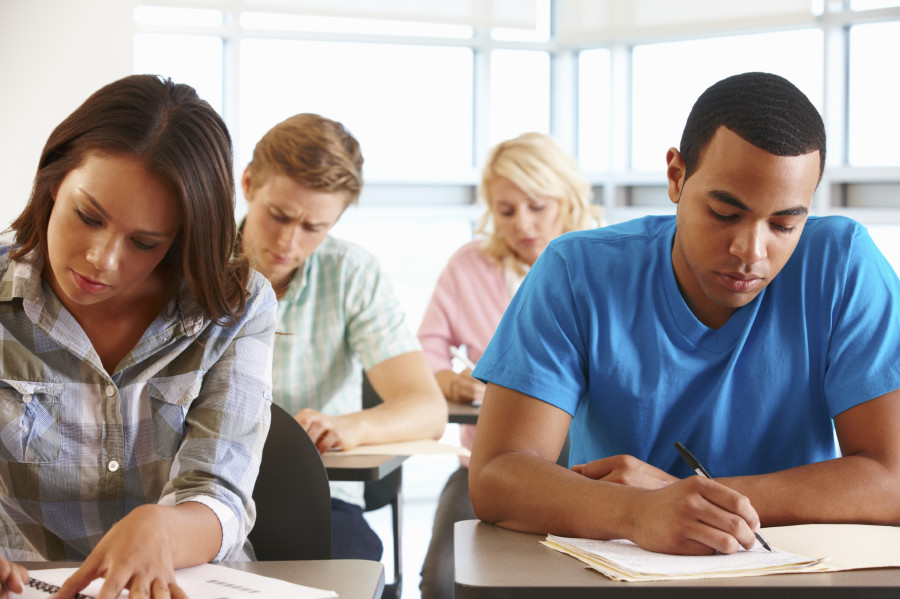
[[0, 0, 135, 238]]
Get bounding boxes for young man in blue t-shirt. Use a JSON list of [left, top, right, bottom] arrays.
[[470, 72, 900, 556]]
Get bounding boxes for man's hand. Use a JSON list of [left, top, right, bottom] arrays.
[[572, 454, 678, 489], [296, 408, 356, 453], [628, 475, 761, 555]]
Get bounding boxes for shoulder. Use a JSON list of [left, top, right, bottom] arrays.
[[793, 216, 874, 264], [246, 270, 277, 311], [312, 235, 382, 270], [446, 239, 495, 270], [545, 215, 675, 265]]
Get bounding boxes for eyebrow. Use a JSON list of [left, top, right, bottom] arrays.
[[708, 189, 809, 217], [80, 191, 172, 237]]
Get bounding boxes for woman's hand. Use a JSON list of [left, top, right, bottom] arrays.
[[440, 369, 486, 405], [0, 557, 28, 598], [51, 504, 201, 599]]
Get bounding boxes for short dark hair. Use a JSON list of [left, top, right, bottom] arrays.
[[9, 74, 250, 325], [680, 72, 826, 181]]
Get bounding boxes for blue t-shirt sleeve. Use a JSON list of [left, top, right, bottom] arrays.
[[824, 223, 900, 416], [472, 244, 587, 416]]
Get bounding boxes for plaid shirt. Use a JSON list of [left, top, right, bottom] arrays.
[[272, 236, 419, 506], [0, 246, 276, 561]]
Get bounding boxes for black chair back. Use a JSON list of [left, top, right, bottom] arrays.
[[249, 402, 332, 560]]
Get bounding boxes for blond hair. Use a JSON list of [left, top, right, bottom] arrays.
[[476, 132, 599, 265], [247, 113, 363, 206]]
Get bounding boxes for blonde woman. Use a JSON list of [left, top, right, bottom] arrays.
[[417, 132, 600, 599]]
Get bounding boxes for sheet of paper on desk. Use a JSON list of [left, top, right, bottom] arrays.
[[14, 563, 337, 598], [542, 534, 830, 582], [332, 439, 470, 456]]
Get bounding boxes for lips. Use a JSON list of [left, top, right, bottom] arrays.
[[71, 270, 111, 294], [716, 271, 763, 293]]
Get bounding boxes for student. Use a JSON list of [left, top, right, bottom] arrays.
[[0, 75, 276, 598], [417, 132, 599, 599], [239, 113, 447, 560], [469, 72, 900, 555]]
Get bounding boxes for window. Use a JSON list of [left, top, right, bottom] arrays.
[[134, 33, 223, 113], [237, 40, 473, 176], [631, 29, 823, 171], [489, 50, 551, 146], [577, 48, 611, 172], [848, 21, 900, 166]]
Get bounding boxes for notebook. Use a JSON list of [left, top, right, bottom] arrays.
[[12, 563, 337, 598]]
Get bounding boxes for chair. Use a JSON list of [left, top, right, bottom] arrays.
[[362, 373, 403, 599], [249, 402, 333, 560]]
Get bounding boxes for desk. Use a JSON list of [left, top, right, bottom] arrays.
[[25, 559, 385, 599], [448, 400, 480, 424], [322, 452, 407, 481], [454, 520, 900, 598]]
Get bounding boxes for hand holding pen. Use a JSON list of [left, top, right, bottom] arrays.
[[448, 346, 484, 405], [675, 441, 773, 552]]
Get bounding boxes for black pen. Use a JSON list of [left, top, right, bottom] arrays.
[[674, 441, 773, 552]]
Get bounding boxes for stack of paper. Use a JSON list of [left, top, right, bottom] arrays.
[[542, 534, 830, 582], [543, 524, 900, 582]]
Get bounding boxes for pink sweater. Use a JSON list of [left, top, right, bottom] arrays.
[[417, 240, 512, 466]]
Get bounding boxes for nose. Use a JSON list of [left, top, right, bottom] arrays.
[[275, 224, 300, 251], [729, 223, 767, 265], [512, 209, 534, 234], [86, 233, 122, 272]]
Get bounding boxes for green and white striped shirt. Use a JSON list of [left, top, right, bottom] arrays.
[[272, 236, 419, 506]]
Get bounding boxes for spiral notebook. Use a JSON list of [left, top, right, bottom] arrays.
[[12, 563, 337, 598]]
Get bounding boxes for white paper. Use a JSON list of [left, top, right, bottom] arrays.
[[14, 563, 337, 599]]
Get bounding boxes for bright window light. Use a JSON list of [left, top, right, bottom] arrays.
[[489, 50, 550, 146], [578, 48, 611, 172], [848, 21, 900, 166], [238, 39, 473, 177], [134, 33, 223, 114], [134, 6, 222, 27], [631, 29, 823, 171], [240, 12, 473, 38]]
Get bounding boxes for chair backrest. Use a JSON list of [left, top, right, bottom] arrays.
[[249, 402, 332, 560]]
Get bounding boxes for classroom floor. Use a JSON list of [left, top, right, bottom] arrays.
[[364, 426, 462, 599]]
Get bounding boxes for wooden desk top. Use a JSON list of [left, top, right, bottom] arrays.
[[448, 399, 480, 424], [454, 520, 900, 598], [322, 452, 407, 481], [25, 559, 385, 599]]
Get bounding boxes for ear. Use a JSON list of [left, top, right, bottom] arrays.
[[666, 148, 686, 206], [241, 166, 254, 201]]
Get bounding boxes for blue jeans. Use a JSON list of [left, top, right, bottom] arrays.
[[331, 498, 384, 560]]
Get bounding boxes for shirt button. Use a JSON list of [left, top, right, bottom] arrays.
[[108, 460, 120, 472], [105, 385, 115, 397], [22, 394, 32, 404]]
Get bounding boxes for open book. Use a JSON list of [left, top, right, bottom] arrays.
[[13, 563, 337, 598], [542, 524, 900, 582]]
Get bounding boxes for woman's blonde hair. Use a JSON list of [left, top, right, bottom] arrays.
[[476, 132, 600, 265]]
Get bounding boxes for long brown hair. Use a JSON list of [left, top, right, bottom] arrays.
[[9, 74, 250, 325]]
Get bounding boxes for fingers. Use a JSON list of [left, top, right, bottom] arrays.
[[296, 410, 342, 452], [0, 558, 27, 595], [663, 477, 760, 554], [451, 372, 487, 404], [53, 561, 102, 599]]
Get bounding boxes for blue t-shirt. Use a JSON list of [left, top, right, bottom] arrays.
[[474, 215, 900, 478]]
